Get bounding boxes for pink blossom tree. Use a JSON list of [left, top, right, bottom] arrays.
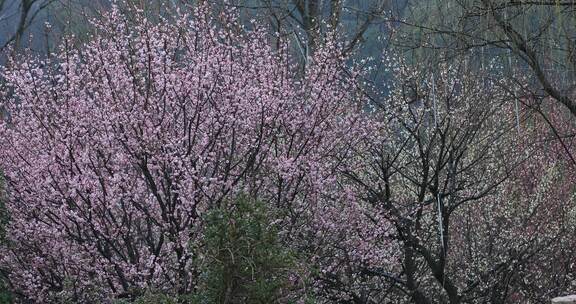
[[0, 5, 379, 302]]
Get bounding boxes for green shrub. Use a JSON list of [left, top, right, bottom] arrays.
[[193, 196, 296, 304], [113, 292, 180, 304]]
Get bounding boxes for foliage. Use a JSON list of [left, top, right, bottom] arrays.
[[113, 292, 180, 304], [193, 195, 298, 303]]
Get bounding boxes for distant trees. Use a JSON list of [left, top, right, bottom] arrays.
[[394, 0, 576, 121], [227, 0, 390, 56]]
